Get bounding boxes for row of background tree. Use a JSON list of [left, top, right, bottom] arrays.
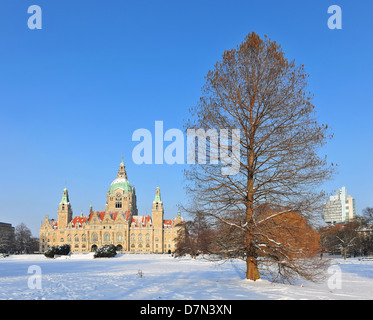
[[0, 223, 39, 254], [320, 207, 373, 259], [175, 207, 373, 261]]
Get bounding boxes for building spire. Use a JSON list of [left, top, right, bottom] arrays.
[[154, 186, 161, 202], [60, 188, 70, 204], [117, 156, 127, 179]]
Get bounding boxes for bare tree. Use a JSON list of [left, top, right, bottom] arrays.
[[362, 207, 373, 224], [15, 223, 33, 254], [184, 32, 334, 281], [175, 211, 214, 258]]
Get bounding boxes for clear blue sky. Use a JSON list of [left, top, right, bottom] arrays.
[[0, 0, 372, 236]]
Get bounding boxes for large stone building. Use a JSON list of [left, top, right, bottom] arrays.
[[40, 159, 184, 254]]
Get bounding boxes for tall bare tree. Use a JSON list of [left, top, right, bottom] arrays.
[[15, 223, 33, 254], [175, 212, 213, 258], [184, 32, 334, 281]]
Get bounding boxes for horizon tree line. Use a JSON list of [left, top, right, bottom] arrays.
[[175, 206, 373, 265]]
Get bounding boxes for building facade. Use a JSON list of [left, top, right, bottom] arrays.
[[39, 159, 184, 254], [323, 186, 356, 225], [0, 222, 15, 253]]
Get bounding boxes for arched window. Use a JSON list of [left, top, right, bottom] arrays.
[[138, 233, 143, 242], [117, 233, 123, 242], [115, 193, 122, 209], [67, 234, 72, 242], [104, 232, 110, 242], [91, 233, 98, 242], [82, 234, 86, 242], [138, 244, 143, 248], [146, 233, 150, 242], [74, 234, 79, 242], [131, 233, 135, 241]]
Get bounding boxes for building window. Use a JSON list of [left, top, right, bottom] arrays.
[[117, 233, 123, 242], [91, 233, 98, 242], [67, 234, 72, 242], [104, 233, 110, 242], [146, 233, 150, 241], [82, 234, 86, 242], [131, 233, 135, 241], [115, 202, 122, 209], [60, 238, 64, 242], [74, 235, 79, 242], [138, 234, 143, 242]]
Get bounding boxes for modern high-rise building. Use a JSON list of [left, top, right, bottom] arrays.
[[323, 186, 356, 225]]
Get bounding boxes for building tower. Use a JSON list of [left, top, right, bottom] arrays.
[[152, 186, 164, 253], [106, 157, 138, 215], [57, 188, 73, 229]]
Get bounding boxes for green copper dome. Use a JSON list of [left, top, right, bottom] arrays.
[[109, 178, 132, 194]]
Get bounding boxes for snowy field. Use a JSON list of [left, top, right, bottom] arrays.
[[0, 253, 373, 300]]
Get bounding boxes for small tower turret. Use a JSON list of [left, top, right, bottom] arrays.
[[57, 188, 73, 229], [152, 186, 164, 253]]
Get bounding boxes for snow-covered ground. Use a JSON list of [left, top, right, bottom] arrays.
[[0, 253, 372, 300]]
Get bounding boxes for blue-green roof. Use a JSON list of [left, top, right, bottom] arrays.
[[154, 186, 161, 202], [109, 178, 132, 194], [60, 188, 69, 204]]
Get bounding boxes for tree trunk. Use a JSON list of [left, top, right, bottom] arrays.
[[246, 256, 260, 281]]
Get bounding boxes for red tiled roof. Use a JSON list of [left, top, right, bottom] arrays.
[[164, 219, 173, 226], [71, 216, 87, 227], [51, 220, 58, 229], [112, 212, 118, 221], [131, 215, 152, 227], [87, 210, 131, 222], [98, 211, 105, 220]]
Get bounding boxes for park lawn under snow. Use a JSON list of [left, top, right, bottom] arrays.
[[0, 253, 373, 300]]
